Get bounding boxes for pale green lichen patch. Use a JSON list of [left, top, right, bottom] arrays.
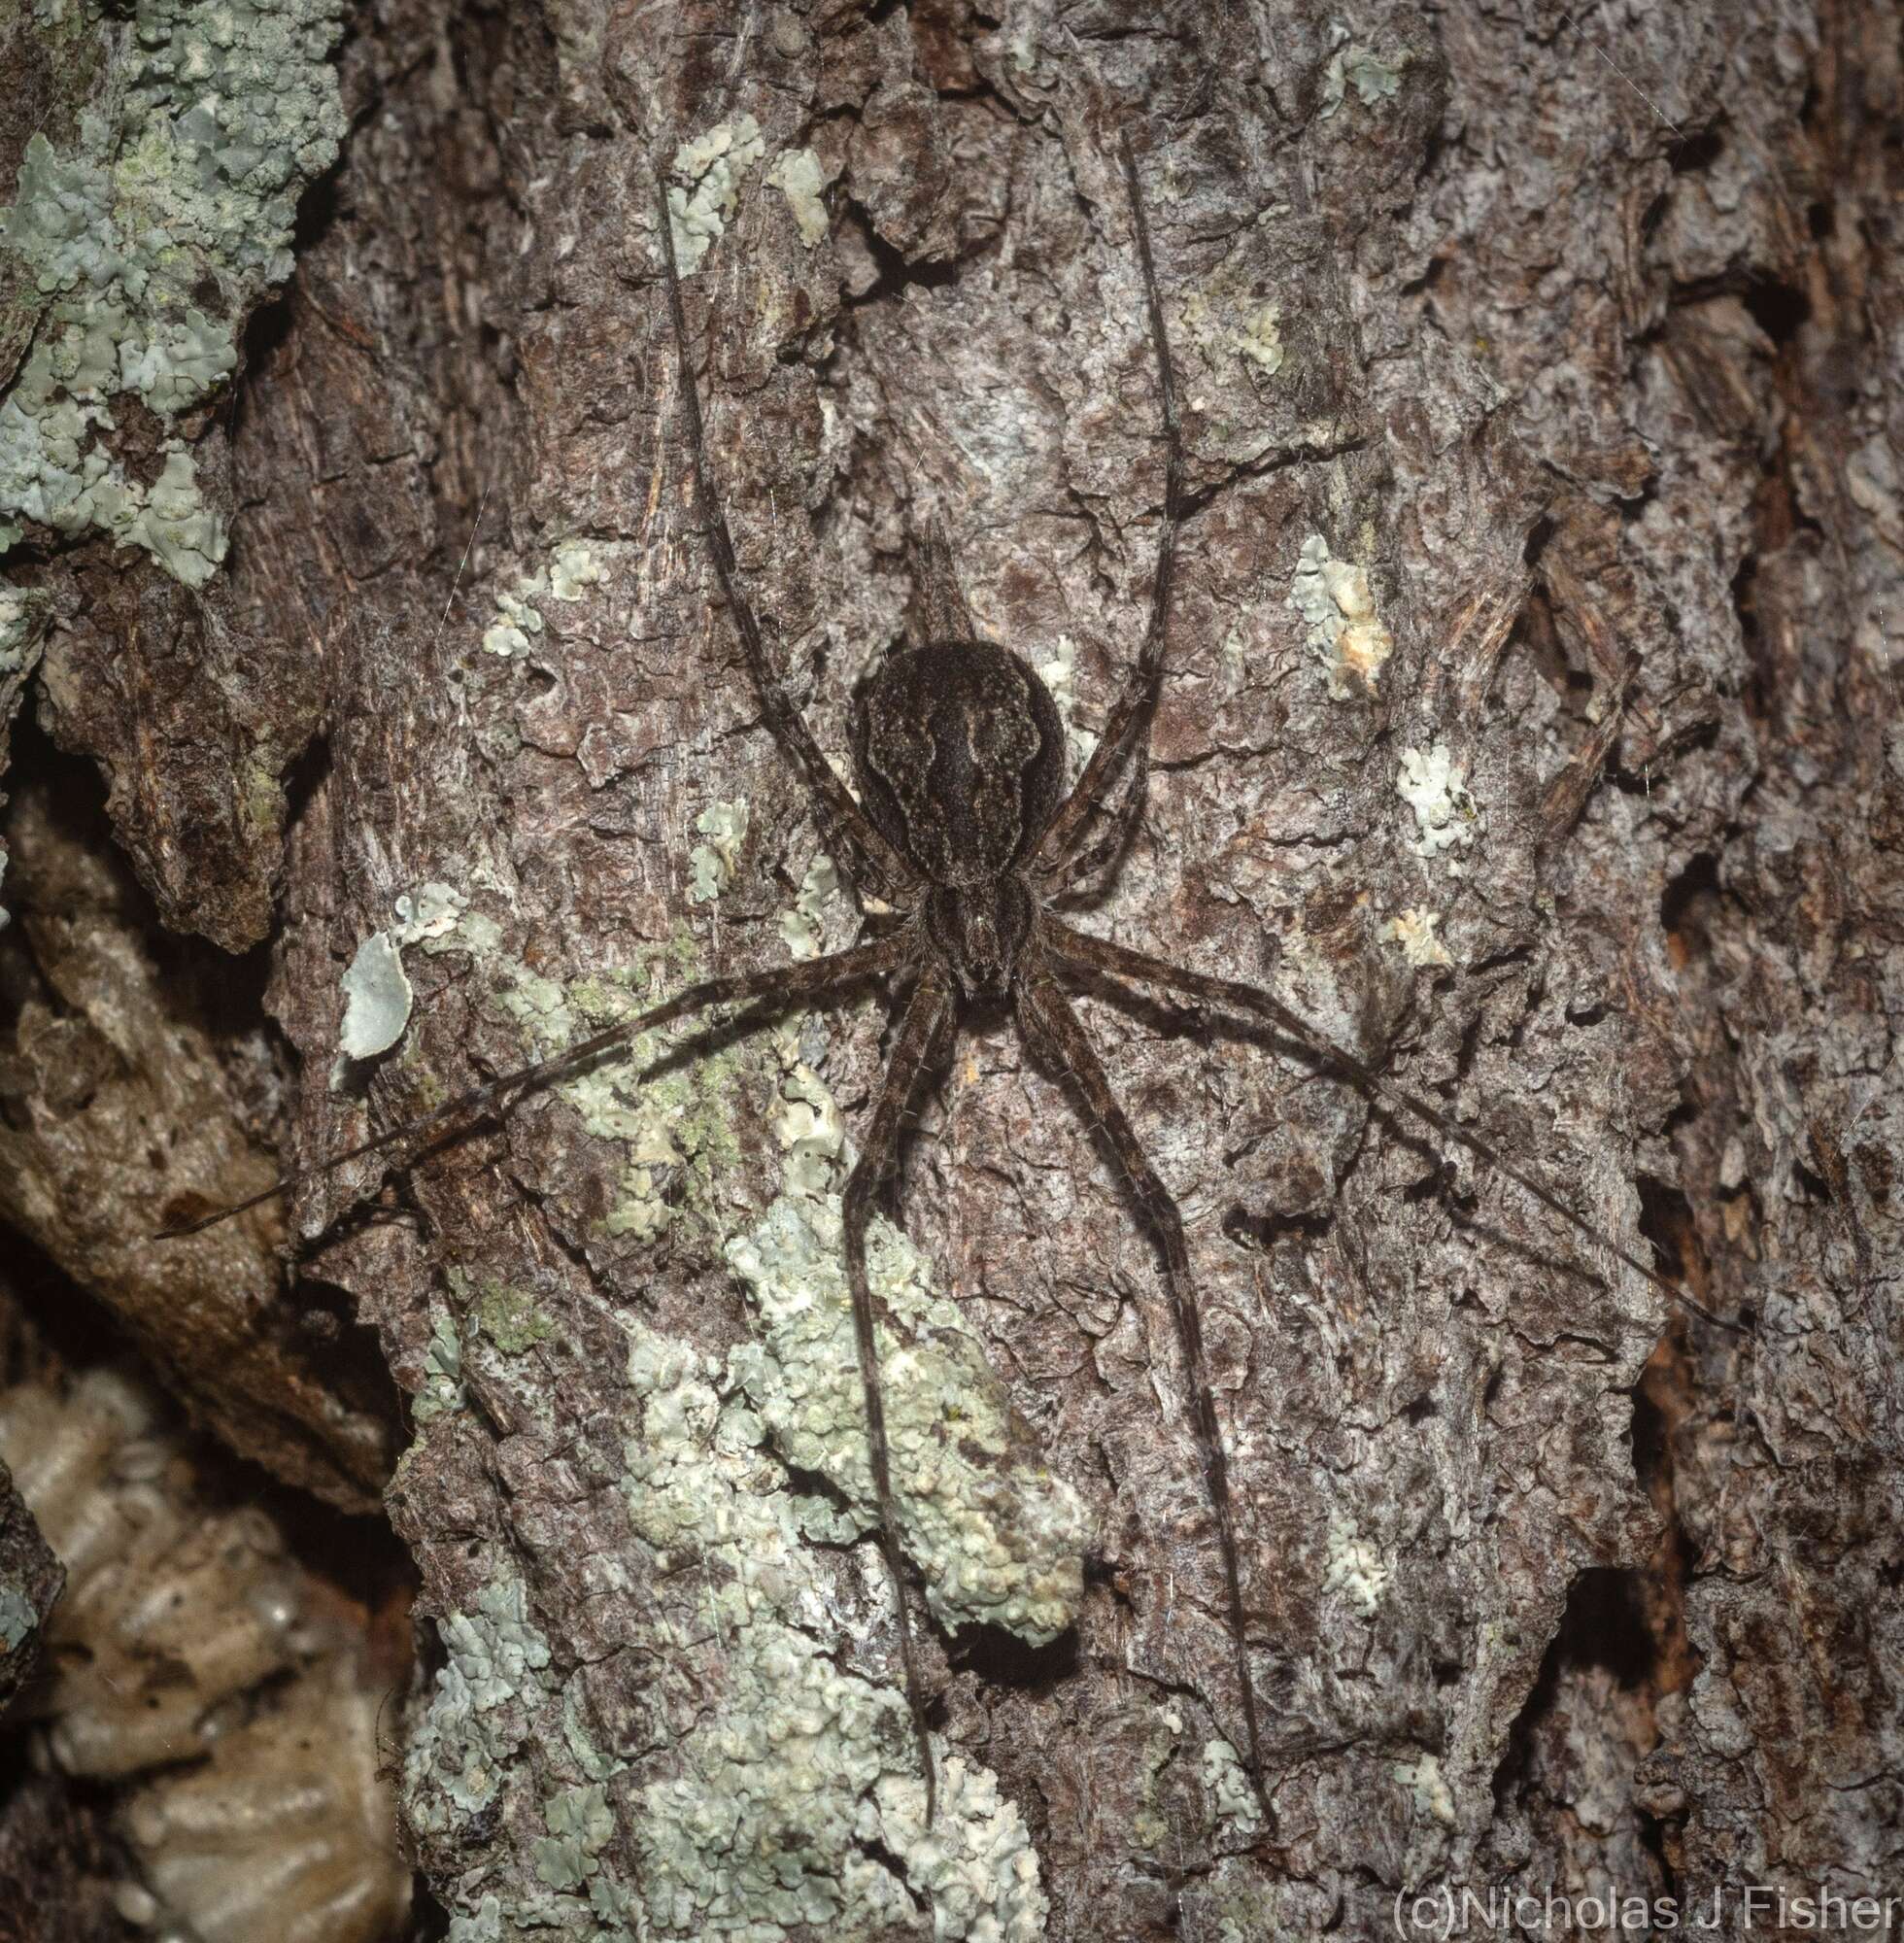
[[615, 1317, 1048, 1941], [475, 1280, 558, 1356], [333, 879, 471, 1066], [482, 540, 608, 656], [338, 931, 413, 1060], [778, 852, 840, 960], [0, 1584, 38, 1651], [413, 1306, 465, 1423], [1319, 23, 1411, 118], [688, 798, 750, 903], [491, 947, 748, 1244], [1396, 742, 1480, 869], [1394, 1749, 1458, 1826], [665, 117, 766, 277], [1182, 289, 1285, 383], [405, 1573, 555, 1835], [0, 0, 348, 580], [1202, 1737, 1267, 1837], [765, 147, 829, 248], [1287, 533, 1393, 699], [726, 1187, 1091, 1646], [1321, 1511, 1391, 1615]]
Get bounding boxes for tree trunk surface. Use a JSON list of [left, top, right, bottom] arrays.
[[1, 2, 1899, 1940]]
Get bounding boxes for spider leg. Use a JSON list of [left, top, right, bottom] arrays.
[[1046, 749, 1148, 904], [654, 174, 915, 905], [158, 933, 913, 1239], [1015, 956, 1274, 1830], [1034, 130, 1180, 882], [839, 961, 957, 1823], [1040, 918, 1742, 1333]]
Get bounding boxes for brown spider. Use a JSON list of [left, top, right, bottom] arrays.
[[170, 131, 1711, 1830]]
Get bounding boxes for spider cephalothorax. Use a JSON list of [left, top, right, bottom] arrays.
[[168, 129, 1707, 1837]]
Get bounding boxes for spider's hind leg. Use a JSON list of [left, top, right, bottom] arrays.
[[839, 963, 958, 1821], [1015, 952, 1275, 1832]]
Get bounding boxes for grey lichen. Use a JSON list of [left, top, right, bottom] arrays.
[[0, 0, 348, 581], [334, 879, 470, 1064], [688, 799, 750, 903], [337, 931, 413, 1061], [1381, 905, 1453, 969], [482, 540, 608, 656], [1287, 532, 1394, 699], [664, 117, 767, 277], [1396, 742, 1480, 869], [615, 1317, 1049, 1941], [728, 1187, 1091, 1644], [486, 933, 747, 1244], [405, 1573, 555, 1836], [778, 852, 840, 960], [1318, 24, 1411, 118], [765, 147, 829, 248]]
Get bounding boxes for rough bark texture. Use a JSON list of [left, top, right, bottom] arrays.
[[1, 2, 1899, 1940]]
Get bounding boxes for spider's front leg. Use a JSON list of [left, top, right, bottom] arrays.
[[1034, 131, 1181, 892], [158, 937, 911, 1238], [653, 174, 914, 908], [839, 961, 957, 1822], [1015, 953, 1275, 1832]]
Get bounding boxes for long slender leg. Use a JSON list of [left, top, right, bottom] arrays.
[[1035, 131, 1181, 878], [1015, 961, 1274, 1829], [840, 963, 957, 1821], [654, 176, 913, 904], [1040, 917, 1741, 1331], [1047, 750, 1148, 903], [159, 933, 915, 1239]]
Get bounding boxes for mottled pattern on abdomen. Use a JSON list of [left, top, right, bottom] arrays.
[[857, 642, 1067, 886]]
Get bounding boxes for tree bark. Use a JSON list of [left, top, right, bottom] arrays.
[[1, 1, 1899, 1939]]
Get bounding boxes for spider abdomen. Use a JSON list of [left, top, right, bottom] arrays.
[[854, 641, 1067, 887]]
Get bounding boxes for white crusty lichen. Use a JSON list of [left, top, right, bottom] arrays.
[[1381, 904, 1453, 969], [1318, 22, 1411, 118], [1322, 1511, 1391, 1616], [1396, 742, 1480, 869], [1202, 1738, 1268, 1836], [688, 798, 750, 903], [1037, 635, 1100, 769], [765, 146, 830, 247], [616, 1317, 1049, 1942], [665, 116, 767, 276], [1287, 532, 1394, 699], [482, 539, 609, 656], [1395, 1750, 1459, 1826], [0, 0, 348, 583]]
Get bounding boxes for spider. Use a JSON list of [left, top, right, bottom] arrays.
[[170, 130, 1712, 1830]]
